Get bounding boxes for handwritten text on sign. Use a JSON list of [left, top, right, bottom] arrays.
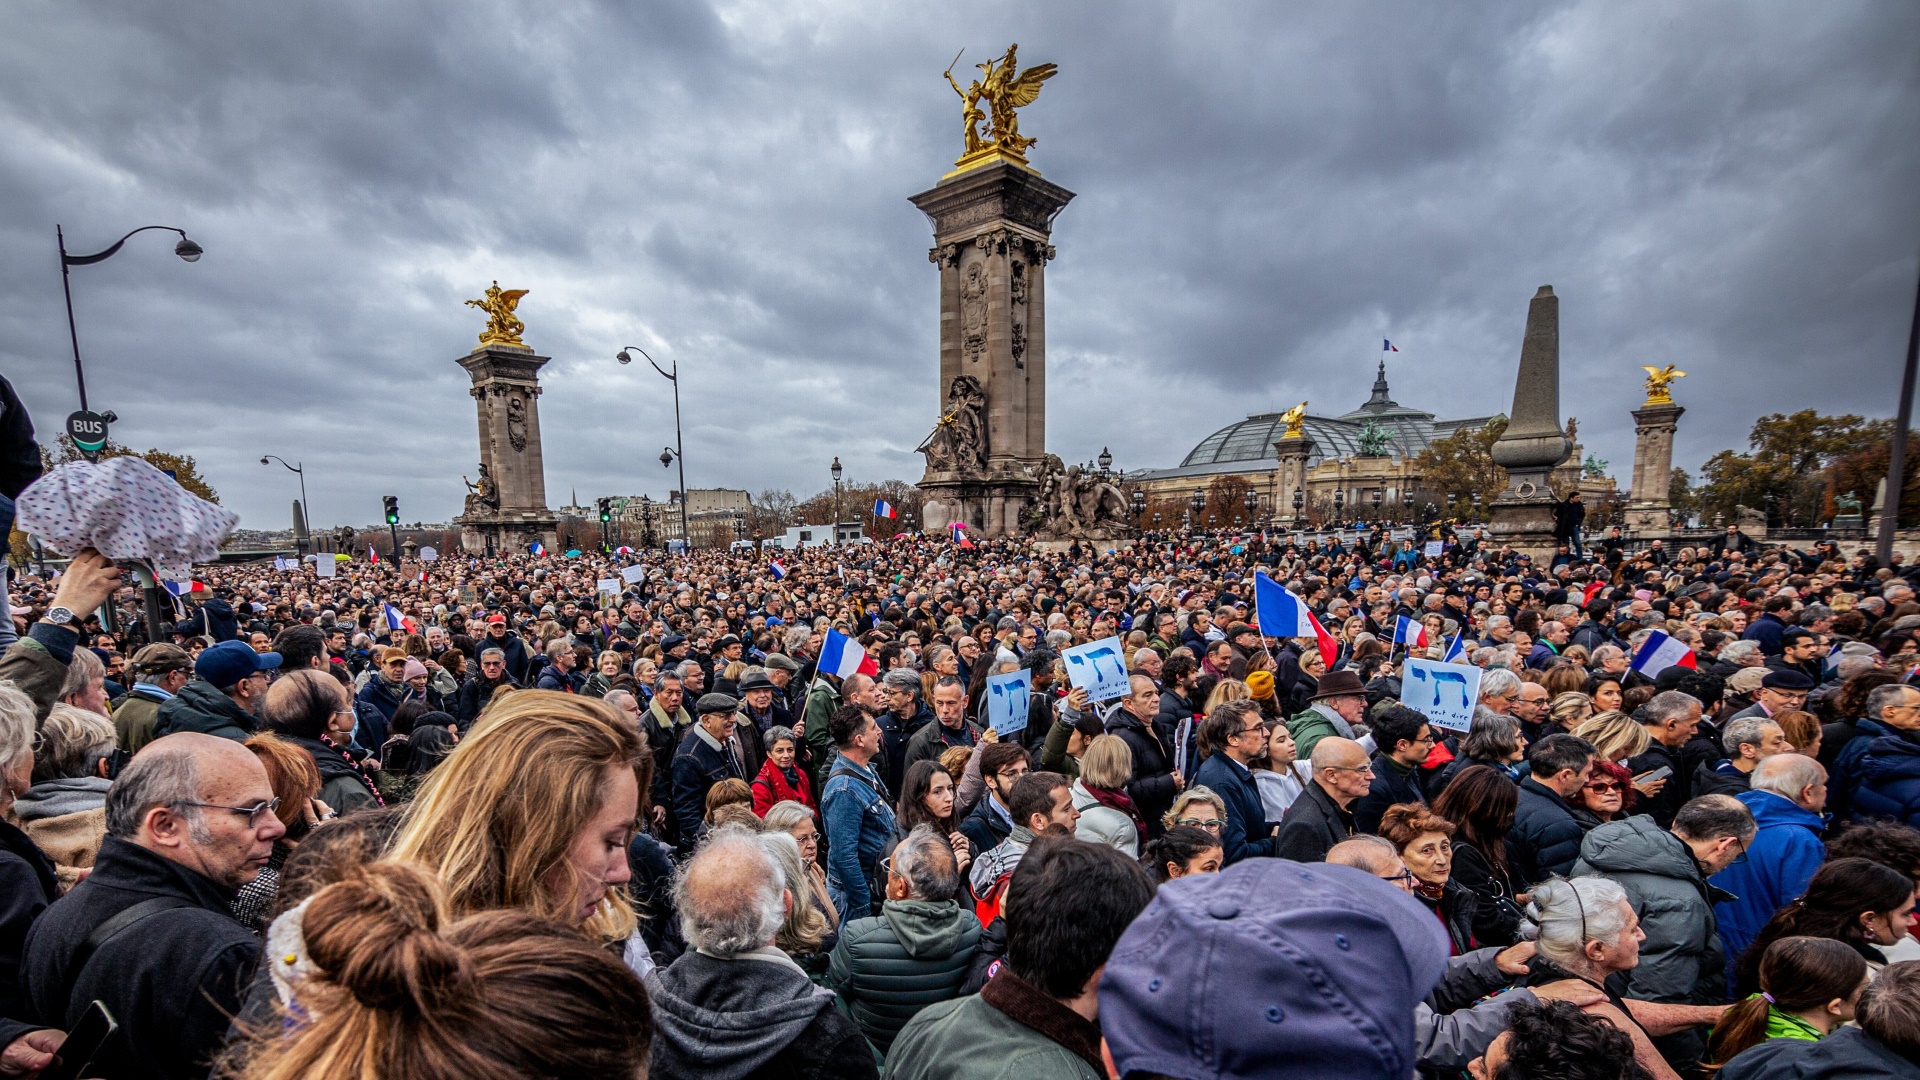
[[985, 668, 1032, 737], [1402, 658, 1482, 733], [1063, 635, 1131, 703]]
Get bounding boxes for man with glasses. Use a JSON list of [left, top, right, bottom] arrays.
[[1353, 705, 1436, 835], [1275, 736, 1369, 863], [959, 742, 1029, 856], [1191, 700, 1277, 865], [152, 639, 278, 743], [1571, 795, 1754, 1075], [21, 732, 285, 1080], [453, 646, 518, 730]]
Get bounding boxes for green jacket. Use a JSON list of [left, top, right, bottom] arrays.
[[803, 677, 842, 793], [1288, 704, 1353, 760], [1039, 714, 1080, 779], [0, 628, 73, 723], [829, 899, 982, 1056], [884, 972, 1102, 1080], [112, 689, 168, 754]]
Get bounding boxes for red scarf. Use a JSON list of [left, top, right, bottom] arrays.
[[1085, 784, 1147, 842]]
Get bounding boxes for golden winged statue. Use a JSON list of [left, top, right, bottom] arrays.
[[465, 281, 530, 348], [946, 44, 1057, 170], [1279, 401, 1309, 439], [1641, 364, 1686, 405]]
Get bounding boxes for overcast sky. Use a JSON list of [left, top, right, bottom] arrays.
[[2, 1, 1915, 530]]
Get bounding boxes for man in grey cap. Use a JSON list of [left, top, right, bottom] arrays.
[[669, 692, 746, 850]]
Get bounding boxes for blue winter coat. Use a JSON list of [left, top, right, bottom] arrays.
[[1191, 752, 1274, 865], [1833, 718, 1899, 822], [1851, 731, 1920, 828], [1710, 788, 1826, 988]]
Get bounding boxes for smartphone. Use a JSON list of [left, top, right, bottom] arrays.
[[1634, 765, 1673, 784], [42, 999, 117, 1080]]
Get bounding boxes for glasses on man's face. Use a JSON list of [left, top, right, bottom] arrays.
[[178, 797, 282, 830], [1379, 869, 1416, 891], [1326, 763, 1375, 776]]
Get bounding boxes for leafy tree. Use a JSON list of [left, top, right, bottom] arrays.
[[42, 434, 220, 504], [1696, 411, 1887, 526], [1412, 418, 1507, 520], [1667, 467, 1696, 512]]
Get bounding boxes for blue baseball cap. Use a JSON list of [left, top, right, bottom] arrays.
[[195, 640, 281, 691], [1101, 859, 1450, 1080]]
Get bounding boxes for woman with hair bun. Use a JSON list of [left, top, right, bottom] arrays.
[[228, 861, 651, 1080], [1732, 858, 1917, 997], [386, 690, 651, 974]]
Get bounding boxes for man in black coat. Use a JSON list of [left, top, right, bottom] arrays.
[[1274, 736, 1368, 863], [452, 646, 519, 728], [1510, 734, 1598, 886], [669, 694, 746, 849], [1351, 705, 1435, 835], [20, 733, 285, 1080], [1627, 691, 1705, 828], [1106, 675, 1182, 837], [958, 743, 1027, 856]]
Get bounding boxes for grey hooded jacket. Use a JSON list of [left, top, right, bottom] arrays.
[[646, 948, 876, 1080], [1572, 815, 1732, 1008], [12, 777, 110, 822]]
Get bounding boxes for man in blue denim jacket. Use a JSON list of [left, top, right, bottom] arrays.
[[823, 702, 896, 923]]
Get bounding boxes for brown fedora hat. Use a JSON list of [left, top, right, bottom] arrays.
[[1308, 669, 1367, 701]]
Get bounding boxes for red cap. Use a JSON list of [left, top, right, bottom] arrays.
[[486, 613, 507, 625]]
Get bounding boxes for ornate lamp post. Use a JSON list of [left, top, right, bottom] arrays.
[[1188, 488, 1206, 531], [617, 345, 688, 550], [1292, 489, 1305, 527], [1130, 488, 1146, 530], [639, 493, 657, 550], [1243, 488, 1260, 525], [830, 457, 844, 541]]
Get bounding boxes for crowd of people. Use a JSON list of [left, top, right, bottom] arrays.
[[1, 517, 1920, 1079]]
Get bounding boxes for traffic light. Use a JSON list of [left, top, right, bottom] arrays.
[[383, 496, 399, 526], [598, 497, 612, 523]]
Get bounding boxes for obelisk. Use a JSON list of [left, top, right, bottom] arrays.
[[1488, 286, 1574, 558]]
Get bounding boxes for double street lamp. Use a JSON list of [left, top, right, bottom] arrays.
[[617, 345, 689, 550]]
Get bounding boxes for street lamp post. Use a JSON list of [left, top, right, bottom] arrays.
[[1292, 489, 1305, 527], [616, 346, 688, 551], [831, 457, 844, 543], [59, 224, 202, 417], [1243, 488, 1260, 525], [639, 494, 657, 550], [261, 455, 310, 555], [1189, 488, 1206, 532], [1130, 488, 1146, 530]]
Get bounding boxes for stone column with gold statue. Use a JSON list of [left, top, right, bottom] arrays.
[[453, 281, 559, 555], [1624, 365, 1686, 535], [913, 44, 1079, 538], [1272, 402, 1316, 528]]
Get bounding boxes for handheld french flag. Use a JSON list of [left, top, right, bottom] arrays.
[[163, 580, 207, 598], [368, 547, 380, 564], [1442, 632, 1466, 663], [819, 628, 879, 679], [529, 542, 546, 557], [382, 603, 416, 634], [1394, 615, 1430, 650], [873, 499, 897, 519], [1253, 571, 1338, 670], [770, 559, 787, 580], [1630, 629, 1697, 679], [1384, 339, 1399, 353]]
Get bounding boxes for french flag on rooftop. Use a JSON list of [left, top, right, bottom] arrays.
[[873, 499, 896, 519], [769, 559, 787, 580], [1253, 571, 1338, 670], [1384, 339, 1399, 352], [1630, 629, 1696, 679], [1394, 615, 1430, 650], [819, 628, 879, 679]]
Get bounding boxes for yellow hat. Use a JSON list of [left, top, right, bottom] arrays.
[[1246, 670, 1276, 700]]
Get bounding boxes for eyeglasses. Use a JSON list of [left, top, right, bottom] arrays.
[[1378, 869, 1416, 888], [1585, 780, 1623, 793], [1326, 763, 1375, 776], [177, 798, 282, 829], [1175, 817, 1225, 831]]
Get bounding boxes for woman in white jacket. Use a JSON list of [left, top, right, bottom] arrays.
[[1071, 734, 1146, 858]]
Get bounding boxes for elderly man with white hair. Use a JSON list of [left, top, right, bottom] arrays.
[[1710, 753, 1829, 978], [647, 827, 877, 1079]]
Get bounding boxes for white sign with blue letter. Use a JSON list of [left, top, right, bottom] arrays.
[[1062, 635, 1131, 703], [985, 668, 1032, 737], [1401, 658, 1482, 733]]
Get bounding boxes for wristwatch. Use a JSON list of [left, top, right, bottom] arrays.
[[42, 607, 77, 627]]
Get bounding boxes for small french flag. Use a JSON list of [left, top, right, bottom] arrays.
[[873, 499, 896, 519], [1253, 571, 1338, 670], [163, 580, 207, 598], [1394, 615, 1430, 650], [770, 559, 787, 580], [1630, 629, 1697, 679], [382, 603, 416, 634], [368, 547, 380, 564], [529, 542, 546, 557], [1384, 339, 1399, 352], [1442, 632, 1466, 663], [819, 628, 879, 679]]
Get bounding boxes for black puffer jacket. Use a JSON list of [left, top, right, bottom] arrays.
[[1510, 778, 1587, 886], [153, 680, 256, 742], [1104, 704, 1178, 834]]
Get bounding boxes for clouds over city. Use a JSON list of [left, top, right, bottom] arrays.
[[1, 0, 1913, 528]]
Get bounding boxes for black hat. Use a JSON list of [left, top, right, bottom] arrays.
[[736, 671, 777, 693], [696, 692, 740, 715], [662, 635, 688, 651], [1760, 669, 1815, 691]]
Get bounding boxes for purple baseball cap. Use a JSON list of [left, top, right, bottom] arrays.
[[1100, 859, 1450, 1080]]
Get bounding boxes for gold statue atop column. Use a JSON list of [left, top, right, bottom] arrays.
[[464, 281, 530, 348], [944, 44, 1057, 173], [1279, 401, 1309, 439], [1640, 364, 1685, 405]]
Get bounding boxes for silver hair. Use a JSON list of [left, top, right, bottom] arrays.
[[478, 647, 506, 662], [1642, 690, 1701, 727], [1718, 640, 1763, 665], [0, 682, 35, 773], [1325, 834, 1401, 875], [783, 625, 812, 653], [891, 824, 960, 902], [653, 670, 683, 695], [60, 646, 105, 702], [35, 703, 116, 781], [1723, 717, 1778, 755], [1486, 615, 1512, 631], [674, 826, 786, 958], [763, 725, 797, 750], [881, 668, 922, 693], [1868, 683, 1916, 721], [104, 742, 208, 841], [760, 800, 816, 843], [759, 830, 819, 948], [1591, 645, 1627, 665], [1751, 753, 1825, 800], [1528, 876, 1630, 974], [1479, 669, 1522, 701], [675, 660, 702, 679]]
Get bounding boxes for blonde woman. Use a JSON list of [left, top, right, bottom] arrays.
[[1202, 678, 1250, 716], [1547, 691, 1594, 736], [1162, 786, 1229, 840], [1572, 710, 1650, 764], [1071, 735, 1145, 857], [386, 691, 650, 974]]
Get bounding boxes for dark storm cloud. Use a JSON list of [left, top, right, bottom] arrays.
[[0, 0, 1914, 529]]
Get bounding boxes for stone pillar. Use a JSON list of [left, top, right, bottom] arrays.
[[910, 161, 1075, 536], [1624, 401, 1684, 534], [1274, 432, 1317, 528], [1488, 286, 1574, 558], [453, 344, 559, 554]]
